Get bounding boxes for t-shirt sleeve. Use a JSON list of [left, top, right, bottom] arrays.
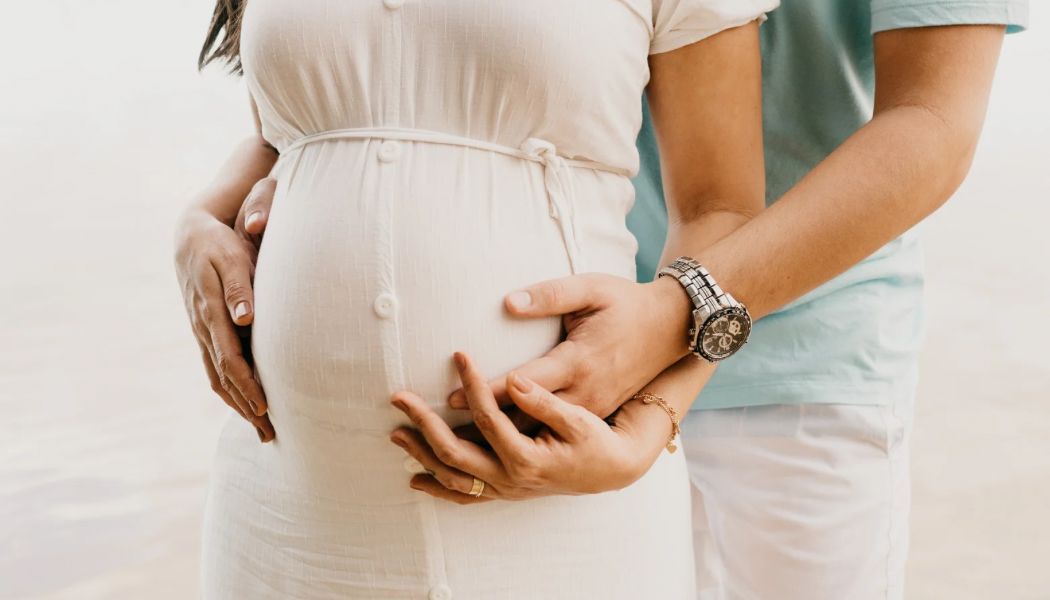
[[650, 0, 780, 55], [871, 0, 1029, 34]]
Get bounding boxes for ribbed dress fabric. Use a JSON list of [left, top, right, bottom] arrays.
[[200, 1, 777, 598]]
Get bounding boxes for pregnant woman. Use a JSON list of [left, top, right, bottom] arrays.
[[188, 0, 773, 597]]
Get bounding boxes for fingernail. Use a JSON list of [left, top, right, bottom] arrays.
[[453, 353, 467, 370], [256, 427, 266, 442], [510, 372, 533, 394], [391, 397, 407, 411], [234, 302, 250, 320], [248, 399, 258, 414], [507, 291, 531, 310], [390, 433, 407, 448], [245, 212, 262, 230], [448, 392, 467, 409]]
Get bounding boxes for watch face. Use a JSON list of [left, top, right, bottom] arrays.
[[699, 307, 751, 360]]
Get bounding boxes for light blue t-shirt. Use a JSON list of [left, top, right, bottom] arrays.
[[630, 0, 1028, 410]]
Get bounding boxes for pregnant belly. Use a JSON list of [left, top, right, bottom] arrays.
[[250, 141, 636, 447]]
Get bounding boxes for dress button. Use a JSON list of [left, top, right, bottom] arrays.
[[373, 293, 398, 319], [383, 0, 405, 8], [403, 456, 425, 474], [428, 584, 453, 600], [378, 140, 402, 163]]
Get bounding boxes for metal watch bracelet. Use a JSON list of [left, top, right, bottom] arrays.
[[657, 257, 752, 362]]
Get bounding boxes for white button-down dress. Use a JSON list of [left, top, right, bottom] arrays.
[[200, 1, 775, 598]]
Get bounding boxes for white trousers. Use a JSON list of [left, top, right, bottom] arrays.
[[681, 402, 912, 600]]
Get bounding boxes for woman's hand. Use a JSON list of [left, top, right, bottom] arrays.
[[447, 274, 692, 420], [174, 203, 275, 442], [442, 23, 766, 425], [391, 352, 672, 504]]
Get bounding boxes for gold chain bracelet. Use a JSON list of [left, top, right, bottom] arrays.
[[633, 392, 680, 454]]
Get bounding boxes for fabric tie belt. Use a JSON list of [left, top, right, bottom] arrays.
[[276, 127, 631, 274]]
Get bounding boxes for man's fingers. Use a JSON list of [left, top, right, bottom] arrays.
[[390, 391, 503, 483], [251, 413, 276, 443], [409, 474, 494, 505], [452, 408, 542, 445], [451, 422, 487, 446], [197, 318, 274, 442], [504, 274, 604, 317], [193, 323, 252, 419], [507, 410, 544, 437], [241, 177, 276, 236], [195, 338, 244, 417], [452, 352, 533, 465], [208, 320, 268, 417], [211, 254, 256, 327], [506, 372, 586, 441], [391, 428, 480, 495], [448, 353, 573, 409]]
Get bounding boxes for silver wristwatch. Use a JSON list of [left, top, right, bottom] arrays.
[[658, 257, 752, 362]]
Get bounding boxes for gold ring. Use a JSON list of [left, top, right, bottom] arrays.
[[468, 477, 486, 498]]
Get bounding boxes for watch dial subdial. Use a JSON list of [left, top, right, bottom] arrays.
[[700, 309, 751, 360]]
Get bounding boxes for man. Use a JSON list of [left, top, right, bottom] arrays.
[[176, 1, 1027, 597]]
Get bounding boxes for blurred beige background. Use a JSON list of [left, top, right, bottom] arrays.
[[1, 2, 1047, 599]]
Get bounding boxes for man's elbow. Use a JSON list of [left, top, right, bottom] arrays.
[[910, 102, 985, 209], [939, 124, 982, 206]]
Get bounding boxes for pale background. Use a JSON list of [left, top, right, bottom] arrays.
[[0, 1, 1047, 599]]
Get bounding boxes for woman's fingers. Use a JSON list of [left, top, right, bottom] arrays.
[[390, 391, 504, 483], [391, 428, 481, 496], [506, 372, 585, 441], [409, 474, 494, 505], [448, 353, 574, 410], [452, 353, 533, 465]]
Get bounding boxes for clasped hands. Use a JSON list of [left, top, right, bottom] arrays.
[[176, 177, 697, 500], [388, 271, 692, 503]]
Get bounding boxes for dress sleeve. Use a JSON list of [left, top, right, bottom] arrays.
[[650, 0, 780, 55]]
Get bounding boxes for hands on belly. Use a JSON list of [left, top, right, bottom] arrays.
[[389, 273, 712, 502], [180, 173, 705, 499], [389, 351, 674, 502], [174, 177, 280, 443]]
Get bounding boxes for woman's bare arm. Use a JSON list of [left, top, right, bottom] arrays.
[[492, 24, 1006, 422], [628, 20, 768, 418], [394, 20, 767, 499]]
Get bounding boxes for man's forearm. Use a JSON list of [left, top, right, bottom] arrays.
[[699, 105, 979, 319], [694, 25, 1003, 320], [629, 103, 979, 444], [191, 135, 278, 225], [636, 210, 754, 416]]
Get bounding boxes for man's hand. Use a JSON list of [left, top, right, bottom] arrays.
[[234, 177, 276, 244], [392, 353, 670, 504], [448, 273, 692, 419], [173, 176, 278, 441]]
